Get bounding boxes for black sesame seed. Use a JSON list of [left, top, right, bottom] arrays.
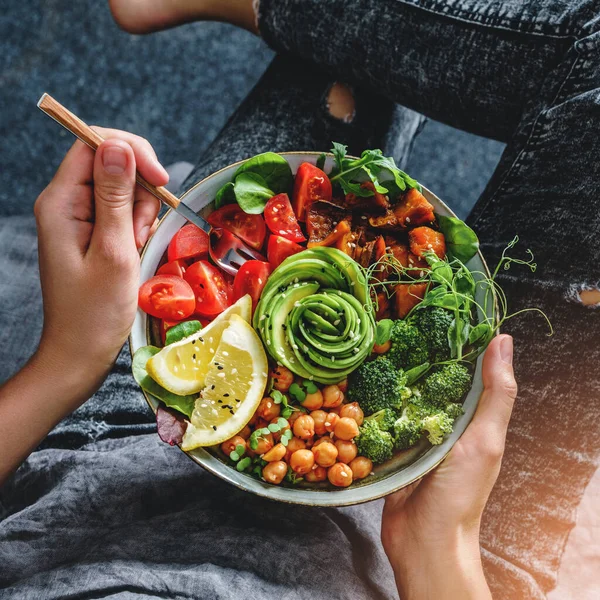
[[200, 283, 205, 288], [211, 385, 215, 390], [212, 426, 217, 431], [191, 340, 196, 344], [218, 399, 223, 404], [199, 337, 204, 342], [229, 410, 235, 415], [192, 354, 196, 360], [223, 393, 229, 397], [217, 365, 224, 370]]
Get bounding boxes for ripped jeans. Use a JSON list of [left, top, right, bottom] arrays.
[[181, 1, 600, 597]]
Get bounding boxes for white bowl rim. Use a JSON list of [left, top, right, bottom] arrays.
[[130, 151, 494, 507]]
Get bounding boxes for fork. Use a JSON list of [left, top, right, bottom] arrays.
[[37, 93, 265, 275]]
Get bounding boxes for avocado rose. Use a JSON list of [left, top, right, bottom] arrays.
[[253, 247, 375, 384]]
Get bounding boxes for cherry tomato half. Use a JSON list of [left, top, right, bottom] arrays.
[[157, 259, 188, 278], [167, 224, 209, 262], [292, 162, 332, 222], [264, 193, 306, 243], [138, 275, 196, 320], [184, 260, 231, 316], [207, 204, 266, 250], [267, 235, 304, 268], [232, 260, 272, 311]]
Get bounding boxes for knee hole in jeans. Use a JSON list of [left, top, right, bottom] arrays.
[[326, 82, 355, 123]]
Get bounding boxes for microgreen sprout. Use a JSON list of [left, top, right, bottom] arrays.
[[229, 443, 246, 462]]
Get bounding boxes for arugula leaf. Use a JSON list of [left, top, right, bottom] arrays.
[[132, 346, 196, 417], [329, 143, 422, 198], [165, 320, 202, 345], [437, 215, 479, 263], [234, 152, 293, 194], [375, 319, 394, 345], [233, 172, 274, 214], [215, 181, 236, 209]]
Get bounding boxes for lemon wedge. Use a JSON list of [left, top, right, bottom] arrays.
[[146, 295, 252, 395], [181, 314, 268, 450]]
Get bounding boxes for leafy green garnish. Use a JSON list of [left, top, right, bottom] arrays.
[[214, 181, 236, 209], [329, 143, 421, 198], [375, 319, 394, 345], [234, 152, 293, 194], [165, 320, 202, 345], [289, 382, 306, 403], [236, 457, 252, 472], [132, 346, 196, 417], [316, 153, 327, 171], [233, 172, 274, 214], [436, 215, 479, 263]]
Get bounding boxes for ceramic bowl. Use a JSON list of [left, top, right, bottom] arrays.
[[130, 152, 492, 507]]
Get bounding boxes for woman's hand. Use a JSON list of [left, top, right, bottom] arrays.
[[381, 334, 517, 599], [0, 131, 167, 485], [34, 130, 168, 396]]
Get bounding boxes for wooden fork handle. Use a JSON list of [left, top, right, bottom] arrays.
[[37, 93, 180, 210]]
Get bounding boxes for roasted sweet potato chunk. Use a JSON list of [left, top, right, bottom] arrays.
[[345, 181, 389, 211], [308, 218, 351, 248], [394, 283, 428, 319], [375, 290, 391, 320], [408, 227, 446, 259], [393, 189, 435, 227], [336, 229, 359, 258], [368, 209, 398, 230]]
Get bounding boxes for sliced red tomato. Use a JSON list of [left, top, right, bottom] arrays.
[[138, 275, 196, 320], [264, 193, 306, 242], [292, 162, 332, 222], [207, 204, 266, 250], [232, 260, 272, 310], [267, 235, 304, 268], [184, 260, 231, 316], [167, 224, 209, 262], [157, 259, 188, 278]]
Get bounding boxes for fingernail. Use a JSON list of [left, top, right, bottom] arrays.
[[103, 146, 127, 175], [500, 335, 513, 365], [138, 225, 151, 246]]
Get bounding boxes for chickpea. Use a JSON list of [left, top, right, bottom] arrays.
[[339, 402, 364, 426], [312, 441, 338, 468], [288, 411, 302, 426], [262, 461, 287, 484], [335, 439, 358, 464], [311, 410, 329, 436], [263, 442, 287, 462], [349, 456, 373, 480], [290, 449, 315, 475], [301, 389, 323, 411], [257, 396, 281, 421], [328, 407, 341, 416], [270, 365, 294, 392], [334, 417, 359, 441], [327, 462, 353, 487], [220, 435, 246, 457], [324, 412, 340, 433], [285, 436, 306, 461], [304, 436, 315, 449], [373, 340, 392, 354], [254, 432, 274, 455], [248, 411, 261, 426], [293, 414, 315, 440], [313, 436, 334, 448], [238, 425, 252, 440], [322, 384, 344, 408], [337, 379, 348, 394], [304, 465, 327, 482], [270, 416, 290, 442]]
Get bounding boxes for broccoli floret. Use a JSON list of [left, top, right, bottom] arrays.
[[368, 407, 401, 432], [356, 419, 394, 464], [444, 402, 465, 420], [421, 412, 454, 445], [419, 363, 472, 409], [393, 407, 423, 450], [347, 357, 406, 415], [386, 320, 429, 370], [409, 307, 454, 362]]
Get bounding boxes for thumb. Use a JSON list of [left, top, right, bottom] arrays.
[[91, 139, 137, 250], [470, 334, 518, 440]]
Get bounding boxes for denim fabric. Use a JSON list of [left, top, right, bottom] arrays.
[[2, 1, 600, 599]]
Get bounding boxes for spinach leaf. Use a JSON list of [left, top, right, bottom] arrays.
[[215, 181, 236, 209], [437, 215, 479, 263], [233, 172, 274, 214], [132, 346, 196, 417], [375, 319, 394, 345], [234, 152, 293, 194], [165, 320, 202, 345]]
